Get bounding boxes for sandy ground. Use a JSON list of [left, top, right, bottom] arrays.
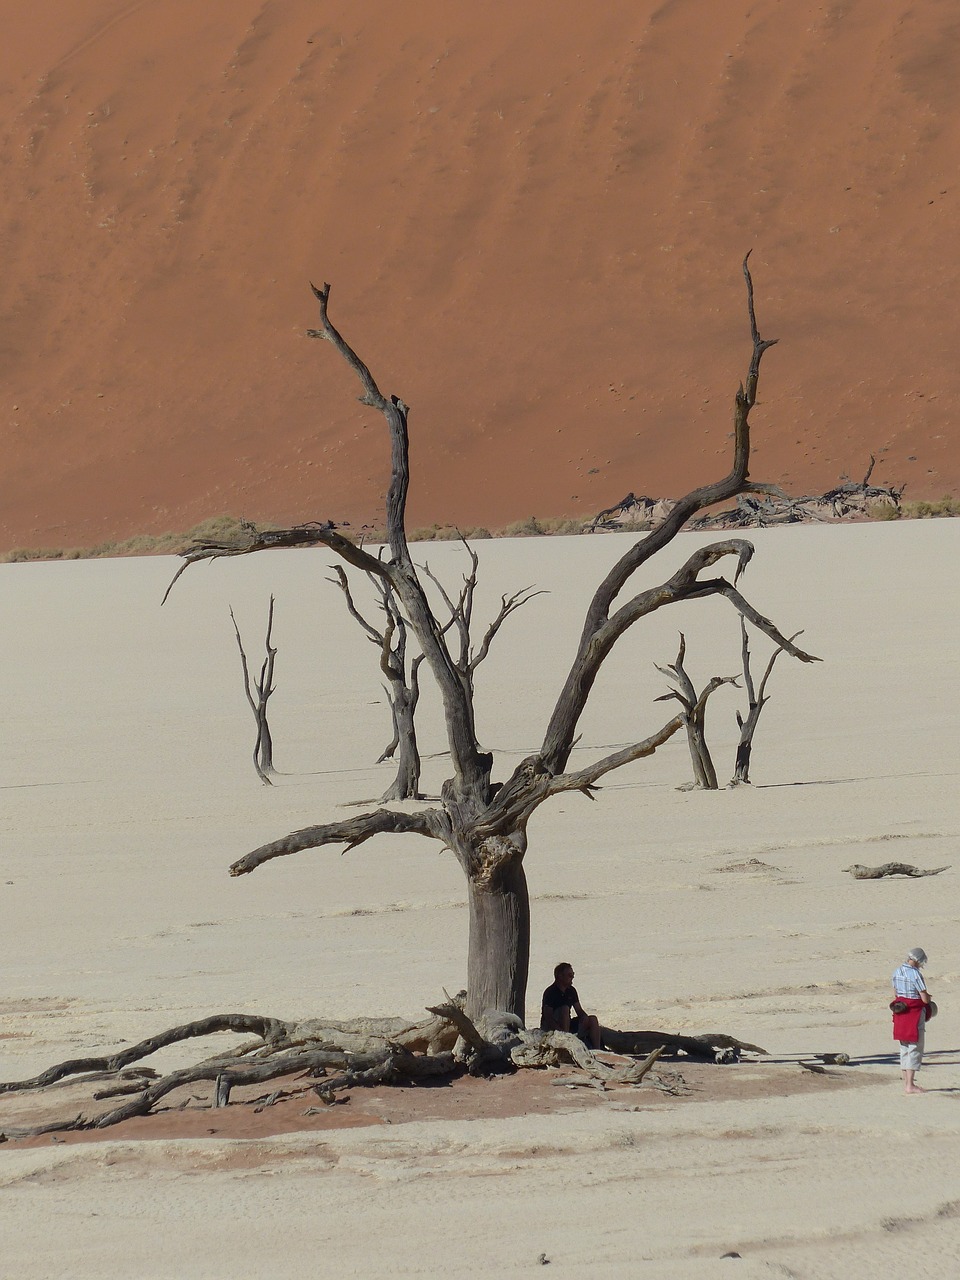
[[1, 521, 959, 1276], [2, 0, 960, 552]]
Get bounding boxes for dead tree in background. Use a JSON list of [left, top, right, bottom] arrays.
[[167, 256, 820, 1021], [230, 597, 278, 786], [329, 549, 541, 802], [730, 618, 801, 785], [330, 546, 543, 802], [418, 537, 545, 748], [328, 565, 425, 802], [655, 634, 738, 790]]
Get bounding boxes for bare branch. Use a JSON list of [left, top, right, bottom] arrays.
[[162, 521, 390, 605], [540, 258, 780, 772], [326, 565, 384, 646], [585, 256, 776, 620], [230, 606, 259, 718], [470, 586, 547, 672], [542, 528, 816, 777], [0, 1014, 289, 1094], [755, 627, 802, 703], [229, 807, 446, 876], [308, 282, 412, 564], [693, 581, 819, 663], [548, 715, 686, 795]]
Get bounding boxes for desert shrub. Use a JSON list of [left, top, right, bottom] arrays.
[[536, 516, 585, 535], [867, 499, 901, 521], [501, 516, 545, 537], [901, 497, 960, 519]]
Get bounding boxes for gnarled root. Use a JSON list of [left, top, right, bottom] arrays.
[[0, 1005, 762, 1139]]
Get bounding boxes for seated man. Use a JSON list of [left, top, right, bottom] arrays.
[[540, 962, 602, 1050]]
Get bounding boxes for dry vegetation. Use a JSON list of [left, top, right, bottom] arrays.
[[2, 497, 957, 565]]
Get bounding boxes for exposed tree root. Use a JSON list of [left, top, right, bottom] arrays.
[[0, 1004, 768, 1140]]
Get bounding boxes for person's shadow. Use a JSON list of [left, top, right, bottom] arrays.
[[835, 1048, 960, 1091]]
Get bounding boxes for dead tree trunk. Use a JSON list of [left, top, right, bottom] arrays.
[[167, 256, 820, 1020], [730, 619, 801, 785], [380, 675, 422, 801], [655, 634, 737, 790], [327, 565, 424, 801], [230, 597, 278, 786], [462, 838, 531, 1020]]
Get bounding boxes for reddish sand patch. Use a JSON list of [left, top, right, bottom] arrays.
[[0, 0, 958, 553], [4, 1060, 869, 1149]]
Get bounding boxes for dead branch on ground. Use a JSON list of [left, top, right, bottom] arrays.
[[589, 457, 905, 533], [842, 862, 949, 879]]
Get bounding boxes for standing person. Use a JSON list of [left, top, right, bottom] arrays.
[[540, 962, 602, 1050], [891, 947, 932, 1094]]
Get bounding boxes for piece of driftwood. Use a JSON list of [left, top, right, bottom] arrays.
[[842, 862, 950, 879], [799, 1059, 847, 1077]]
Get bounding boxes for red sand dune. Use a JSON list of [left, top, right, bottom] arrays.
[[1, 0, 957, 552]]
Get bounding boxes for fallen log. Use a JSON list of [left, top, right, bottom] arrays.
[[842, 862, 949, 879], [600, 1028, 767, 1059]]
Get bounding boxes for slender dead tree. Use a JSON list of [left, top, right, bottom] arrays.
[[229, 596, 278, 786], [418, 537, 545, 748], [655, 634, 738, 790], [730, 618, 802, 785], [327, 564, 425, 801], [329, 544, 543, 802], [166, 256, 820, 1020]]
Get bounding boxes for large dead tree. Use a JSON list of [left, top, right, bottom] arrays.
[[165, 256, 819, 1021]]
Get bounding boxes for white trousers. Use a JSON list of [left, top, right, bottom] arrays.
[[899, 1020, 925, 1070]]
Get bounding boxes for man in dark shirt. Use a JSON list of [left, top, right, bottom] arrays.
[[540, 962, 602, 1050]]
